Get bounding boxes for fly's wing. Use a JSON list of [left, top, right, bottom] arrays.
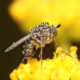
[[4, 34, 32, 52], [53, 37, 72, 57]]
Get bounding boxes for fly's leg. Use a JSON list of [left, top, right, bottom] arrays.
[[53, 37, 72, 57], [21, 41, 29, 63], [39, 36, 43, 66], [39, 33, 45, 66], [21, 40, 36, 63], [35, 34, 44, 65], [53, 37, 59, 48], [52, 37, 60, 57]]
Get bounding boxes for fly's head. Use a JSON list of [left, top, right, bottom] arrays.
[[30, 22, 61, 39]]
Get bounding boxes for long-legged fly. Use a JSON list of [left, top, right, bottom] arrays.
[[4, 22, 61, 64]]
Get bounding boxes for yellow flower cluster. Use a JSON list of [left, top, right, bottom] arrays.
[[10, 46, 80, 80]]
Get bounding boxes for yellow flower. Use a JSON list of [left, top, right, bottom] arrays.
[[10, 46, 80, 80]]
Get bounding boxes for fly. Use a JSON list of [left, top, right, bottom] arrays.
[[4, 22, 61, 64]]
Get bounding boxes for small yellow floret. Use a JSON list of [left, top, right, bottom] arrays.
[[10, 46, 80, 80]]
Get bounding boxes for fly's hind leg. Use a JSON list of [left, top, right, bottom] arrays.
[[21, 40, 36, 64], [53, 37, 72, 57]]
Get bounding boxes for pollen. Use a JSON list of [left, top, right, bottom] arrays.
[[10, 46, 80, 80]]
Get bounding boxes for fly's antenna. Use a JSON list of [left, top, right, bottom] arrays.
[[4, 34, 33, 53], [57, 24, 61, 28]]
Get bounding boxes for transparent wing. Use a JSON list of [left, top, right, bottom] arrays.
[[53, 37, 59, 48]]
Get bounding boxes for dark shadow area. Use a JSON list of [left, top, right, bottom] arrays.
[[33, 42, 56, 60], [72, 42, 80, 60], [0, 0, 25, 80]]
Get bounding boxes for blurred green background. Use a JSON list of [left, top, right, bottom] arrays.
[[0, 0, 80, 80]]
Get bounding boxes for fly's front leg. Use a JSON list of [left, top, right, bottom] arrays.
[[39, 31, 45, 66], [40, 36, 43, 66], [34, 38, 41, 50], [34, 37, 45, 60]]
